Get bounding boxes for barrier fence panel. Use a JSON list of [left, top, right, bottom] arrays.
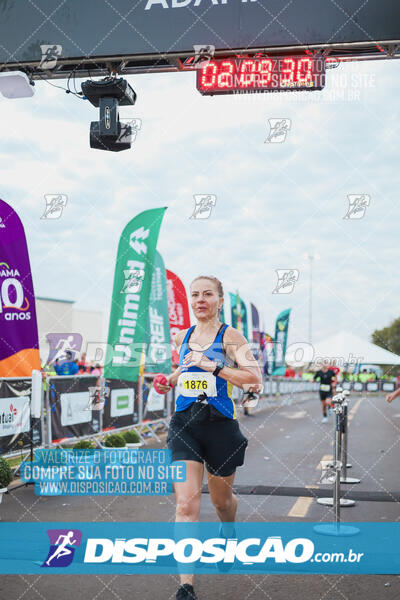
[[142, 375, 168, 422], [366, 381, 379, 392], [102, 379, 139, 432], [381, 381, 395, 392], [47, 375, 101, 445], [0, 377, 42, 456]]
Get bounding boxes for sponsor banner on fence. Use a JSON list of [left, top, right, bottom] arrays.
[[0, 522, 398, 574], [0, 378, 42, 454], [381, 381, 395, 392], [105, 207, 167, 382], [48, 377, 101, 443], [102, 380, 139, 431], [0, 199, 41, 377]]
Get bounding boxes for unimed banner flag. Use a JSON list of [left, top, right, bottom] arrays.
[[166, 269, 190, 365], [144, 251, 171, 374], [272, 309, 291, 376], [0, 199, 41, 376], [104, 207, 167, 382]]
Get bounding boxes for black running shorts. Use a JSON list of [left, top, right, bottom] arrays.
[[319, 391, 332, 401], [166, 402, 248, 477]]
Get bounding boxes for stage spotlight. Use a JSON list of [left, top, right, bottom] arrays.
[[81, 77, 137, 152], [0, 71, 34, 99]]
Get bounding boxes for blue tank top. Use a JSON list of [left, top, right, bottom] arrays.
[[175, 323, 237, 420]]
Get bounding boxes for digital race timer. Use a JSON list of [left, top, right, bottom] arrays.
[[196, 56, 325, 95]]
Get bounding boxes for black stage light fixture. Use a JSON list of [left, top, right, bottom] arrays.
[[81, 77, 137, 152]]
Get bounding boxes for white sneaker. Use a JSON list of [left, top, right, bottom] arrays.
[[321, 416, 328, 423]]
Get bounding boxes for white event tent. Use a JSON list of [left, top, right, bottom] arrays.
[[311, 330, 400, 367]]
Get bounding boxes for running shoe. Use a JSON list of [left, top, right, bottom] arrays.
[[215, 524, 237, 572], [321, 416, 328, 423], [176, 584, 198, 600]]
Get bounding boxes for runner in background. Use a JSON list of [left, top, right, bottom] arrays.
[[313, 363, 337, 423]]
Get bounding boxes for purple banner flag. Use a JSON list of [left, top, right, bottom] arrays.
[[0, 199, 41, 376]]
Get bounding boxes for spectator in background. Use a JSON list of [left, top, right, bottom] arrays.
[[53, 351, 79, 376], [78, 362, 87, 375], [78, 353, 87, 372], [90, 364, 102, 376]]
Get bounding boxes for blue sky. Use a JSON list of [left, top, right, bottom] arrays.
[[1, 58, 399, 346]]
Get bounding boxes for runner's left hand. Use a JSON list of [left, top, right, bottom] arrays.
[[243, 382, 263, 394], [182, 351, 216, 372]]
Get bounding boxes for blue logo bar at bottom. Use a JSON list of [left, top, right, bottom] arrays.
[[0, 522, 398, 574]]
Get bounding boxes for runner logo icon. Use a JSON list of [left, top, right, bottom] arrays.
[[42, 529, 82, 568]]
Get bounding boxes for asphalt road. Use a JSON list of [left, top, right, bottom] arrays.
[[0, 391, 399, 600]]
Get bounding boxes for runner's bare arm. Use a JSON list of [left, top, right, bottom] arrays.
[[386, 387, 400, 403], [153, 329, 187, 392], [168, 329, 187, 386]]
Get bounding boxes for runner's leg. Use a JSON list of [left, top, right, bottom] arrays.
[[206, 470, 237, 535], [174, 460, 204, 587]]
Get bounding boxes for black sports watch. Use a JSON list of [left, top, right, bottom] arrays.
[[212, 360, 224, 377]]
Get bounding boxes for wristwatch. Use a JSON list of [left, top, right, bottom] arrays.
[[212, 360, 224, 377]]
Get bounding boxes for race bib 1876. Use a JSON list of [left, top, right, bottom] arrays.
[[177, 372, 217, 397]]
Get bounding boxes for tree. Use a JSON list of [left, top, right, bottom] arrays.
[[372, 317, 400, 356]]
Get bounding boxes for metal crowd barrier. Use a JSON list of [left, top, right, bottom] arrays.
[[0, 373, 43, 459], [341, 380, 396, 393], [246, 377, 320, 414], [0, 373, 397, 457], [45, 374, 172, 448]]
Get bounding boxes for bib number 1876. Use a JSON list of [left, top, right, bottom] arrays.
[[183, 380, 208, 390]]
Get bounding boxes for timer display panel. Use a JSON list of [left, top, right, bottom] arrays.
[[197, 56, 325, 95]]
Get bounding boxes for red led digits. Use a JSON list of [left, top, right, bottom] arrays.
[[259, 59, 273, 86], [218, 60, 234, 88], [296, 58, 313, 83], [196, 55, 325, 95], [200, 61, 218, 88], [280, 58, 296, 85], [239, 60, 257, 87]]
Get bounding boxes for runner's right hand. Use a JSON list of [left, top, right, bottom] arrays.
[[153, 374, 173, 395]]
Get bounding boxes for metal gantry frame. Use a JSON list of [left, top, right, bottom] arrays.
[[0, 40, 399, 83]]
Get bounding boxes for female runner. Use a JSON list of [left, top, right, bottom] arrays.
[[155, 275, 263, 600]]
